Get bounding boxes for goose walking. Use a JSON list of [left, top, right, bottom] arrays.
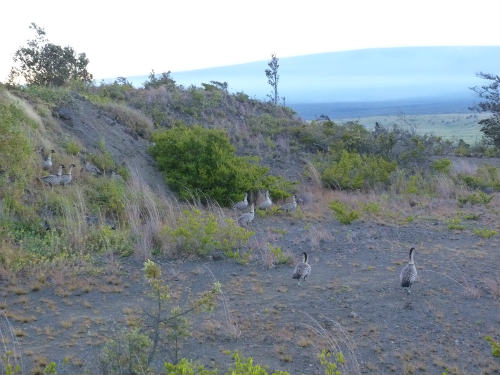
[[400, 247, 417, 294], [42, 149, 55, 170], [257, 190, 272, 210], [233, 193, 248, 210], [279, 194, 297, 213], [41, 164, 64, 186], [60, 164, 76, 186], [292, 252, 311, 286], [237, 204, 254, 227]]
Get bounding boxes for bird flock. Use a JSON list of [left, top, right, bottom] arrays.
[[39, 148, 77, 187]]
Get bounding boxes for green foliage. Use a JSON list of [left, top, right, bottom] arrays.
[[317, 349, 344, 375], [86, 225, 133, 256], [462, 213, 480, 220], [459, 164, 500, 191], [0, 98, 37, 208], [321, 150, 396, 190], [473, 227, 498, 239], [1, 350, 22, 375], [163, 209, 253, 258], [268, 243, 290, 265], [328, 201, 360, 225], [432, 158, 452, 174], [457, 191, 493, 207], [85, 177, 126, 217], [43, 361, 57, 374], [90, 140, 117, 173], [64, 139, 81, 155], [225, 351, 290, 375], [360, 202, 381, 214], [447, 216, 465, 230], [144, 70, 176, 90], [164, 358, 217, 375], [469, 73, 500, 147], [9, 23, 92, 86], [150, 125, 292, 205], [99, 328, 152, 375], [485, 336, 500, 357]]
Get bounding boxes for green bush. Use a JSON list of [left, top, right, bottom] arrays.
[[268, 243, 290, 265], [328, 200, 360, 225], [225, 351, 290, 375], [459, 164, 500, 191], [485, 336, 500, 358], [447, 216, 465, 230], [90, 140, 116, 173], [150, 125, 292, 205], [321, 150, 396, 190], [361, 202, 381, 214], [85, 177, 126, 217], [318, 349, 344, 375], [87, 225, 133, 255], [64, 139, 81, 155], [457, 192, 493, 207], [163, 208, 254, 258], [164, 358, 217, 375], [432, 158, 452, 174], [473, 227, 498, 239]]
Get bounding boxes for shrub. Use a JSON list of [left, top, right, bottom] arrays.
[[321, 150, 396, 190], [163, 208, 254, 258], [485, 336, 500, 358], [432, 158, 452, 174], [459, 164, 500, 192], [86, 225, 133, 255], [361, 202, 381, 214], [150, 125, 292, 205], [447, 216, 465, 230], [164, 358, 217, 375], [90, 140, 116, 173], [225, 351, 290, 375], [85, 177, 126, 217], [103, 102, 154, 139], [473, 227, 498, 239], [457, 192, 493, 207], [64, 139, 81, 155], [268, 243, 290, 265], [328, 200, 360, 224], [318, 349, 344, 375]]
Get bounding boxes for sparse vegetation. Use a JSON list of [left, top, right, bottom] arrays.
[[473, 227, 498, 239], [329, 200, 360, 224]]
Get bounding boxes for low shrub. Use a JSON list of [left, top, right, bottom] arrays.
[[361, 202, 381, 214], [64, 139, 81, 155], [447, 216, 465, 230], [328, 200, 360, 225], [86, 225, 133, 255], [268, 243, 290, 265], [473, 227, 498, 239], [432, 158, 452, 174], [457, 192, 493, 207], [458, 164, 500, 192], [485, 336, 500, 358], [163, 208, 253, 258], [321, 150, 396, 190], [150, 125, 293, 205], [85, 177, 127, 217]]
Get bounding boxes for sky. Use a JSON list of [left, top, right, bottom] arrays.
[[1, 0, 499, 82]]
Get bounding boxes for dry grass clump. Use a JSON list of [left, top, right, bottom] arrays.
[[102, 102, 155, 139]]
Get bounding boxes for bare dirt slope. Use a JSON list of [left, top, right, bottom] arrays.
[[54, 95, 168, 194], [2, 205, 499, 374]]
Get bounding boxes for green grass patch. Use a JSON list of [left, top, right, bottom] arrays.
[[329, 200, 360, 225]]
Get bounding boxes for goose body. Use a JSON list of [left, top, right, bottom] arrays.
[[60, 164, 75, 186], [83, 160, 102, 175], [400, 247, 417, 294], [233, 193, 248, 210], [258, 190, 272, 210], [292, 252, 311, 286], [42, 149, 55, 170], [237, 204, 255, 227], [41, 164, 64, 186], [279, 194, 297, 213]]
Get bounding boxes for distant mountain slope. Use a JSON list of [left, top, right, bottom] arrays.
[[123, 46, 499, 106]]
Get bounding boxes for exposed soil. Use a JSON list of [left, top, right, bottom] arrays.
[[2, 206, 499, 374]]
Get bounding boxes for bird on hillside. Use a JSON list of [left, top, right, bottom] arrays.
[[279, 194, 297, 213], [60, 164, 76, 186], [237, 204, 254, 227], [42, 149, 55, 170], [233, 193, 248, 210], [257, 190, 272, 210], [292, 252, 311, 286], [400, 247, 418, 294], [40, 164, 64, 186]]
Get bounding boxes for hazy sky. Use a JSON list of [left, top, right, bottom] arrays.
[[1, 0, 499, 81]]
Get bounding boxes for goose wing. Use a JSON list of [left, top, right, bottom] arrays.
[[292, 263, 311, 279]]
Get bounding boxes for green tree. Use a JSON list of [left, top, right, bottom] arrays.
[[9, 23, 92, 86], [470, 72, 500, 147], [265, 54, 279, 105]]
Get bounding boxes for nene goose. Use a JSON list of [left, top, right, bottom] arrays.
[[237, 204, 255, 227], [42, 149, 55, 170], [279, 194, 297, 213], [41, 164, 64, 186], [292, 252, 311, 286], [233, 193, 248, 210], [400, 247, 417, 294], [82, 160, 102, 175], [257, 190, 272, 210], [60, 164, 76, 186]]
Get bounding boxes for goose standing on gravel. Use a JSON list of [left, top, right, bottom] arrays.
[[42, 149, 55, 170], [258, 190, 273, 210], [233, 193, 248, 210], [400, 247, 417, 294], [237, 204, 254, 227], [292, 252, 311, 286], [279, 194, 297, 213], [60, 164, 76, 186], [41, 164, 64, 186]]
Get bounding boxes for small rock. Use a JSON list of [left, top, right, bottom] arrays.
[[349, 311, 359, 319]]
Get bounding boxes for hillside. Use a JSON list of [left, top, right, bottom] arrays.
[[1, 77, 499, 375]]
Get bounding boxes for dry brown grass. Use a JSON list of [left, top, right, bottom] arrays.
[[102, 102, 154, 139]]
